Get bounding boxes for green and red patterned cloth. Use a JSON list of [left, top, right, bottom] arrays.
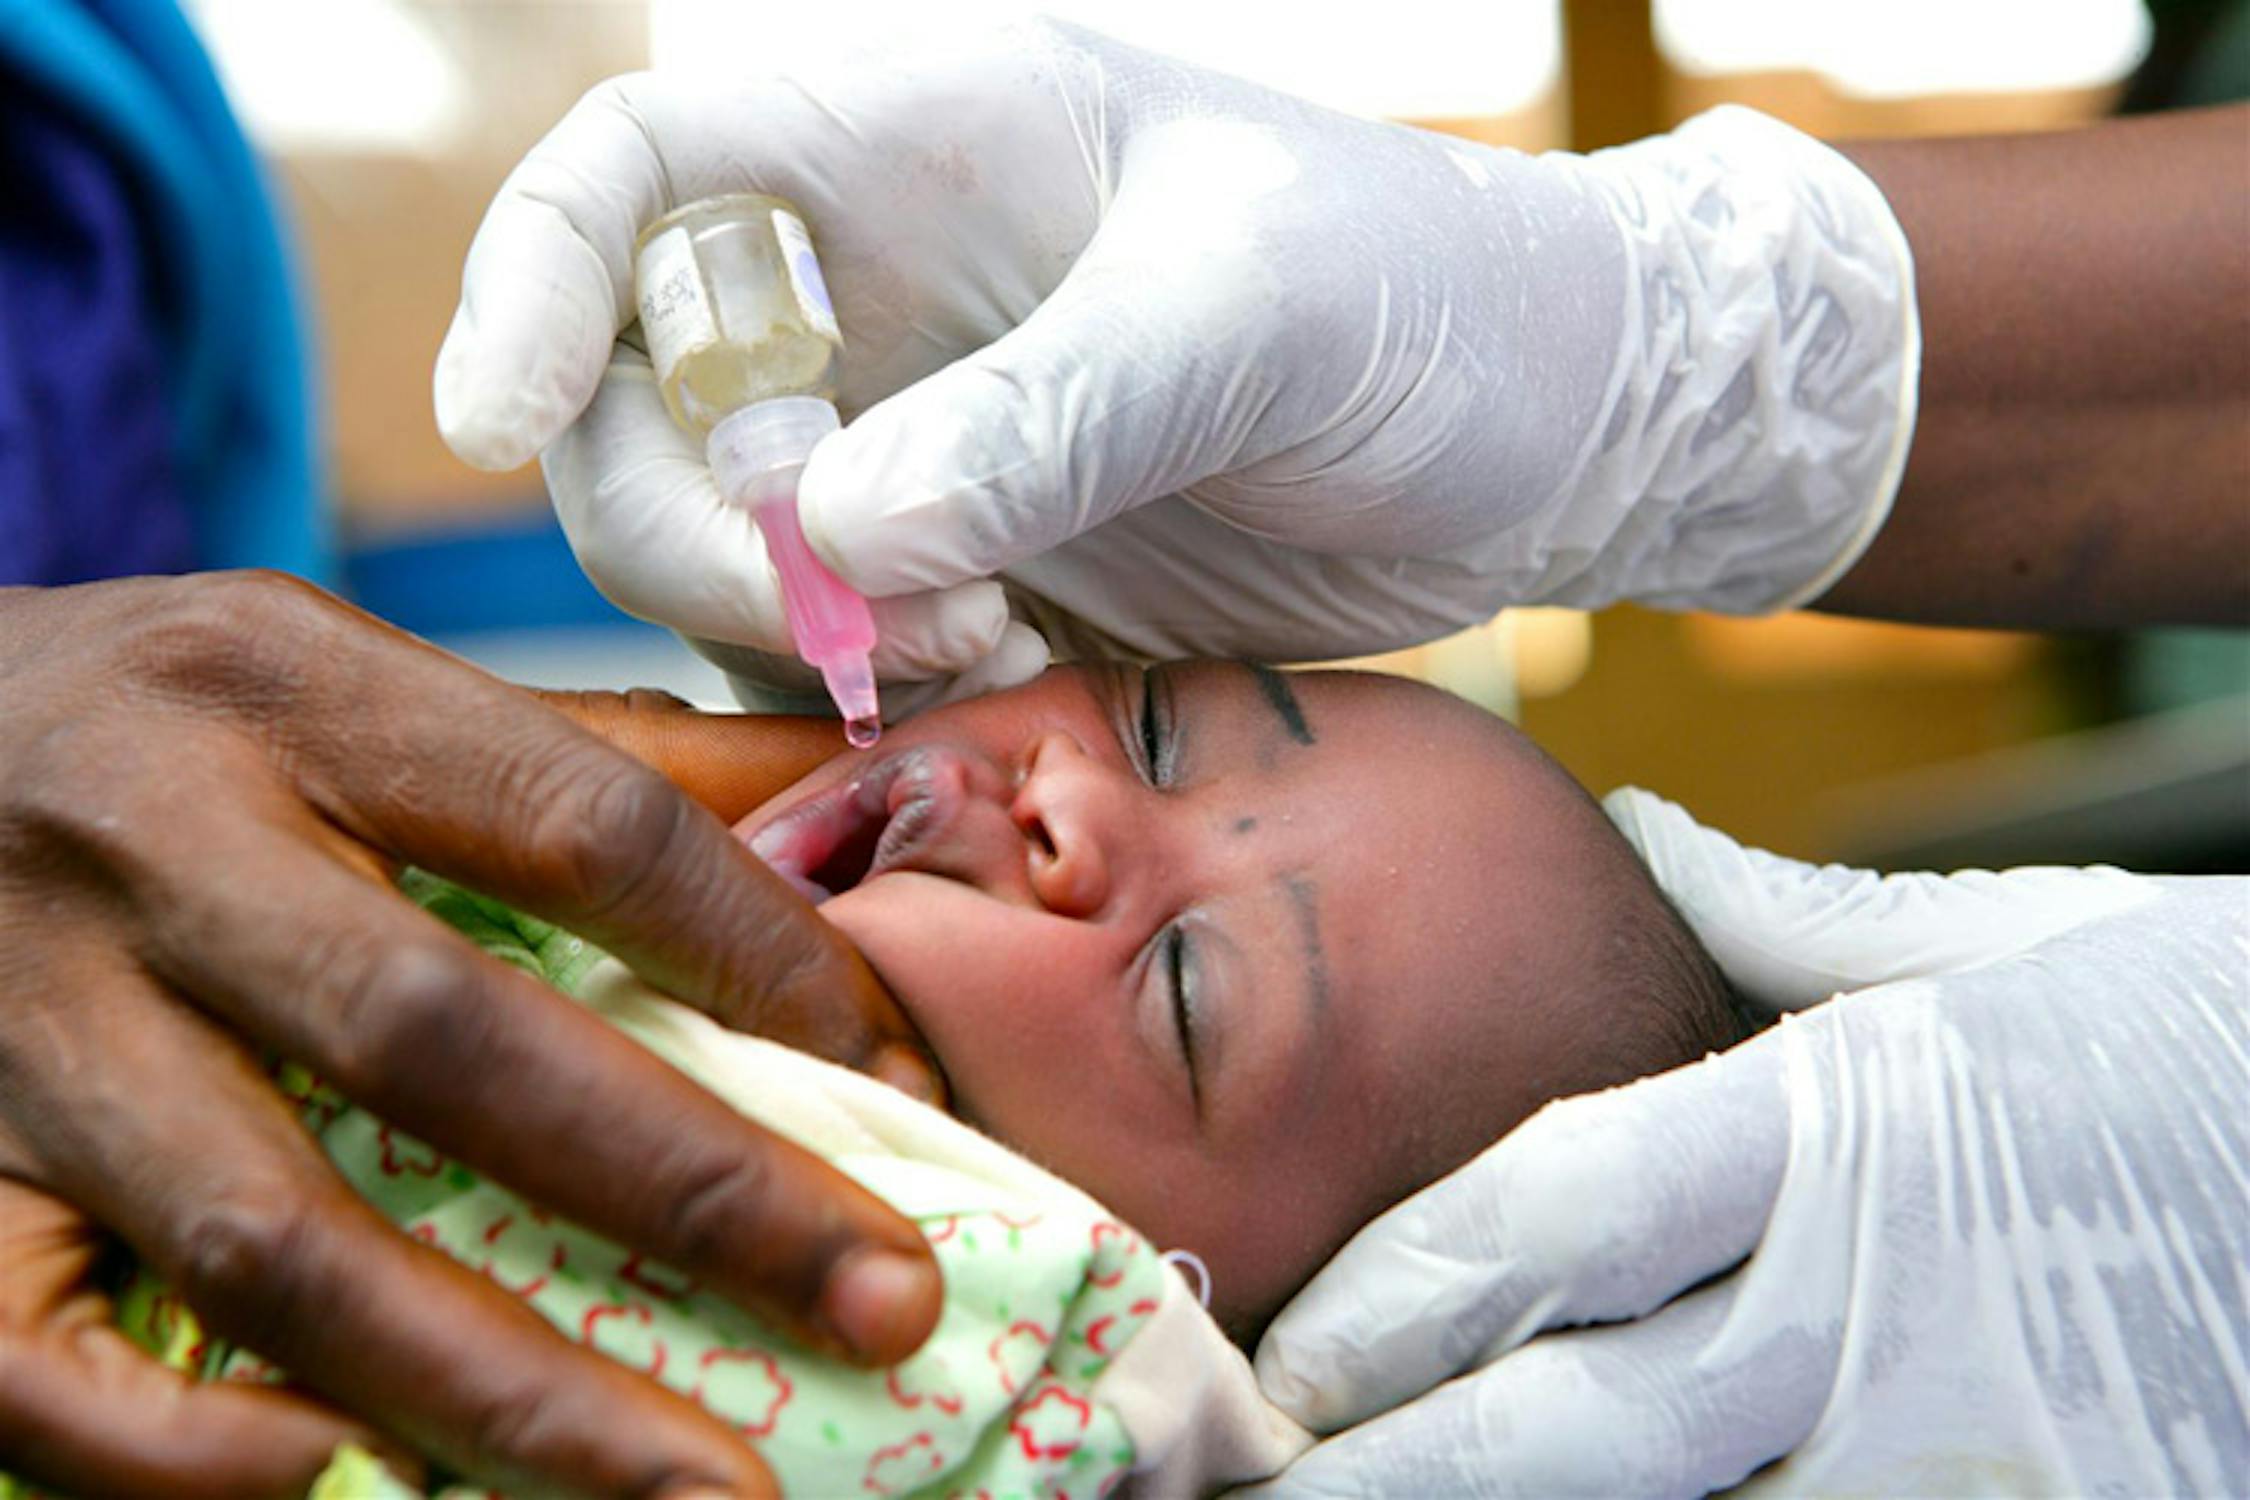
[[5, 876, 1307, 1499]]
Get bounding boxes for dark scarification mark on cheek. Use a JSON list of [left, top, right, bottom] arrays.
[[1247, 664, 1315, 748], [1283, 873, 1332, 1023]]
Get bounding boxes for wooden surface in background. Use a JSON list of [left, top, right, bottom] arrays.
[[1521, 608, 2068, 861], [283, 154, 540, 524], [1666, 69, 2121, 137], [1563, 0, 1662, 149], [278, 1, 648, 528]]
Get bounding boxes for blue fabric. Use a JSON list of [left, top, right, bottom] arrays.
[[344, 514, 638, 638], [0, 85, 188, 580], [0, 0, 328, 585]]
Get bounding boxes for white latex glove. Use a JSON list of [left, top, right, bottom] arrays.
[[1249, 789, 2249, 1497], [435, 21, 1917, 710]]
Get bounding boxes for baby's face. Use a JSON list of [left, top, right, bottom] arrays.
[[740, 664, 1618, 1333]]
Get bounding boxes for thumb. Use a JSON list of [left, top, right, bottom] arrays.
[[1253, 1278, 1826, 1500], [799, 157, 1284, 596], [1255, 1033, 1790, 1433]]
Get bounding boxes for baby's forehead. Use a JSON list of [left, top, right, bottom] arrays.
[[1277, 666, 1527, 751], [1163, 661, 1524, 763], [1254, 676, 1617, 1083], [1279, 678, 1546, 829]]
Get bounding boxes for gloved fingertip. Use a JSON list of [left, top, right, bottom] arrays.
[[865, 580, 1013, 676], [437, 418, 537, 475], [1250, 1343, 1322, 1427], [919, 623, 1049, 709], [982, 621, 1052, 691], [433, 319, 543, 473]]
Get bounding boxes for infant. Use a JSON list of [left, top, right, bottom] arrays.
[[56, 660, 1749, 1500], [738, 662, 1749, 1339]]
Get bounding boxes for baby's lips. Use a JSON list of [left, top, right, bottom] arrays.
[[758, 850, 836, 906], [738, 742, 998, 902], [741, 792, 853, 901]]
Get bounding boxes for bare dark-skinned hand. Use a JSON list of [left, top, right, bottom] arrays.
[[0, 573, 943, 1499]]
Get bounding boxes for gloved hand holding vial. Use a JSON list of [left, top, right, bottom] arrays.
[[438, 22, 2245, 714]]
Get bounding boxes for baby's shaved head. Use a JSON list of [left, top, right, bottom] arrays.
[[1290, 684, 1748, 1316]]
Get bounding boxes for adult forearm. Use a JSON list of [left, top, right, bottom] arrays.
[[1820, 105, 2250, 627]]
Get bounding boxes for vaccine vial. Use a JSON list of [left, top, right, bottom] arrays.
[[633, 194, 880, 748]]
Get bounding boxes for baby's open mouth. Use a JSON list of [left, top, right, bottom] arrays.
[[745, 747, 971, 904]]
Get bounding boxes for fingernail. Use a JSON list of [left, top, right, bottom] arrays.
[[872, 1046, 946, 1107], [822, 1246, 941, 1361]]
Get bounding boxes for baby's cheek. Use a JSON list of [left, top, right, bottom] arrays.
[[932, 993, 1097, 1134], [1203, 1130, 1391, 1336], [825, 887, 1098, 1092]]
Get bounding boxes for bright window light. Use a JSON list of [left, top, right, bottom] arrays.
[[181, 0, 466, 153], [648, 0, 1560, 122], [1655, 0, 2151, 98]]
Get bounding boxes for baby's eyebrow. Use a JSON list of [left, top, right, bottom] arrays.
[[1243, 664, 1316, 748]]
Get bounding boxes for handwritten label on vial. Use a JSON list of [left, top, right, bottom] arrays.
[[634, 226, 716, 382], [771, 209, 842, 344]]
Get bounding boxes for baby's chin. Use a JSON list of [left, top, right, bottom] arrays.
[[804, 869, 902, 935], [809, 869, 973, 988], [804, 873, 955, 1054]]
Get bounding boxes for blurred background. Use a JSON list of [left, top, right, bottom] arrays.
[[181, 0, 2248, 869]]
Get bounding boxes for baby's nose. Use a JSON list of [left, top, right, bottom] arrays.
[[1012, 733, 1115, 918]]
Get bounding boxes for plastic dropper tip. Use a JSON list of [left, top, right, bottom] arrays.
[[822, 655, 882, 749]]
